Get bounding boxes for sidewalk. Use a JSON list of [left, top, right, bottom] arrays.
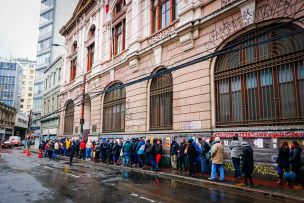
[[30, 149, 304, 202]]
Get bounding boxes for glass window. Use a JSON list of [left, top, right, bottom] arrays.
[[41, 0, 54, 12], [37, 38, 51, 52], [215, 24, 304, 127], [103, 83, 126, 132], [39, 10, 53, 25], [37, 53, 50, 66], [39, 24, 53, 36], [150, 70, 173, 130]]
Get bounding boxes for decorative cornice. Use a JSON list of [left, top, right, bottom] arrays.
[[60, 0, 96, 36]]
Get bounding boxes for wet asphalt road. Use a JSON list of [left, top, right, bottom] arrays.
[[0, 148, 294, 203]]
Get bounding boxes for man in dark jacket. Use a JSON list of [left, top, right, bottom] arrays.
[[289, 141, 303, 186], [69, 141, 76, 166], [187, 139, 197, 177], [149, 139, 158, 171], [241, 142, 254, 187], [276, 142, 290, 185], [100, 138, 108, 163], [108, 139, 114, 164], [145, 140, 152, 166], [178, 139, 187, 171], [170, 140, 179, 170]]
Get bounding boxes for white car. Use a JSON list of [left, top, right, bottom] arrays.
[[2, 140, 14, 148]]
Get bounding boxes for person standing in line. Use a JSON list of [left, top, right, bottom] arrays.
[[276, 141, 290, 185], [170, 139, 179, 170], [136, 138, 146, 168], [122, 139, 133, 167], [289, 141, 303, 187], [69, 141, 76, 166], [145, 139, 152, 167], [149, 139, 158, 171], [187, 139, 197, 177], [108, 139, 114, 164], [198, 138, 211, 175], [75, 139, 80, 158], [100, 138, 108, 163], [178, 139, 187, 171], [209, 137, 224, 181], [65, 138, 70, 156], [112, 139, 122, 165], [241, 142, 254, 187], [155, 139, 163, 168], [229, 134, 242, 179], [79, 140, 86, 160], [54, 141, 59, 161], [86, 140, 93, 161]]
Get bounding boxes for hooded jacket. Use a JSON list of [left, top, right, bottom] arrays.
[[229, 140, 242, 158], [241, 142, 254, 174], [289, 146, 303, 170]]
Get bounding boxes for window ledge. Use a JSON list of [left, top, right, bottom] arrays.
[[145, 21, 177, 46]]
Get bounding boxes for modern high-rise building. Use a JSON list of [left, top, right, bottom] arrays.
[[32, 0, 78, 137], [0, 59, 23, 110], [17, 59, 36, 115]]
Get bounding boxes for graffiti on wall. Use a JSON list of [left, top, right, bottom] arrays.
[[224, 162, 278, 177], [214, 132, 304, 139], [204, 0, 304, 50]]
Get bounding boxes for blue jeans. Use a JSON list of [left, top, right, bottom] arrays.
[[86, 148, 92, 159], [53, 150, 58, 160], [210, 163, 224, 180], [123, 154, 130, 166], [232, 157, 242, 178], [201, 157, 210, 174], [149, 154, 157, 170]]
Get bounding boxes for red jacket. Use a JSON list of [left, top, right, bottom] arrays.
[[80, 141, 86, 150]]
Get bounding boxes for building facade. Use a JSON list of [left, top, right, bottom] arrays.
[[59, 0, 304, 178], [40, 56, 62, 141], [32, 0, 78, 137], [0, 102, 16, 141], [14, 112, 28, 140], [17, 59, 36, 115], [0, 59, 23, 110]]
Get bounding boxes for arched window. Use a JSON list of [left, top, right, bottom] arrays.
[[64, 100, 74, 134], [150, 69, 173, 130], [215, 24, 304, 127], [103, 83, 126, 132]]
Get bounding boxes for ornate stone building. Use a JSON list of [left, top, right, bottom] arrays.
[[58, 0, 304, 176], [0, 102, 16, 141]]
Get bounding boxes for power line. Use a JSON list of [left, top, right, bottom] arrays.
[[35, 21, 304, 122]]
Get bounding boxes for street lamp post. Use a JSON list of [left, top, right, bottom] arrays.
[[52, 43, 86, 140]]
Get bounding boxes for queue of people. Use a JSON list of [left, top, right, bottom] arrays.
[[38, 135, 303, 188]]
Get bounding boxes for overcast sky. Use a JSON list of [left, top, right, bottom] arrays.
[[0, 0, 40, 60]]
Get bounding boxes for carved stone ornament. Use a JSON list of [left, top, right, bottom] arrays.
[[147, 24, 176, 46]]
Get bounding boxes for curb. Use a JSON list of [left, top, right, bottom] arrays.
[[54, 155, 304, 202]]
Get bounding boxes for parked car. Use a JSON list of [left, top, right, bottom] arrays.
[[2, 140, 14, 148], [9, 136, 21, 146]]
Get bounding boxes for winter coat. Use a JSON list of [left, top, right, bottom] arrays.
[[187, 143, 197, 160], [178, 143, 187, 157], [69, 144, 75, 157], [201, 142, 210, 158], [229, 140, 242, 158], [211, 142, 224, 164], [145, 143, 152, 155], [65, 139, 70, 150], [155, 143, 162, 155], [277, 147, 290, 168], [123, 141, 133, 155], [112, 143, 121, 157], [136, 141, 146, 155], [170, 141, 179, 156], [241, 145, 254, 174], [80, 141, 86, 150], [108, 142, 114, 155], [289, 146, 303, 170]]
